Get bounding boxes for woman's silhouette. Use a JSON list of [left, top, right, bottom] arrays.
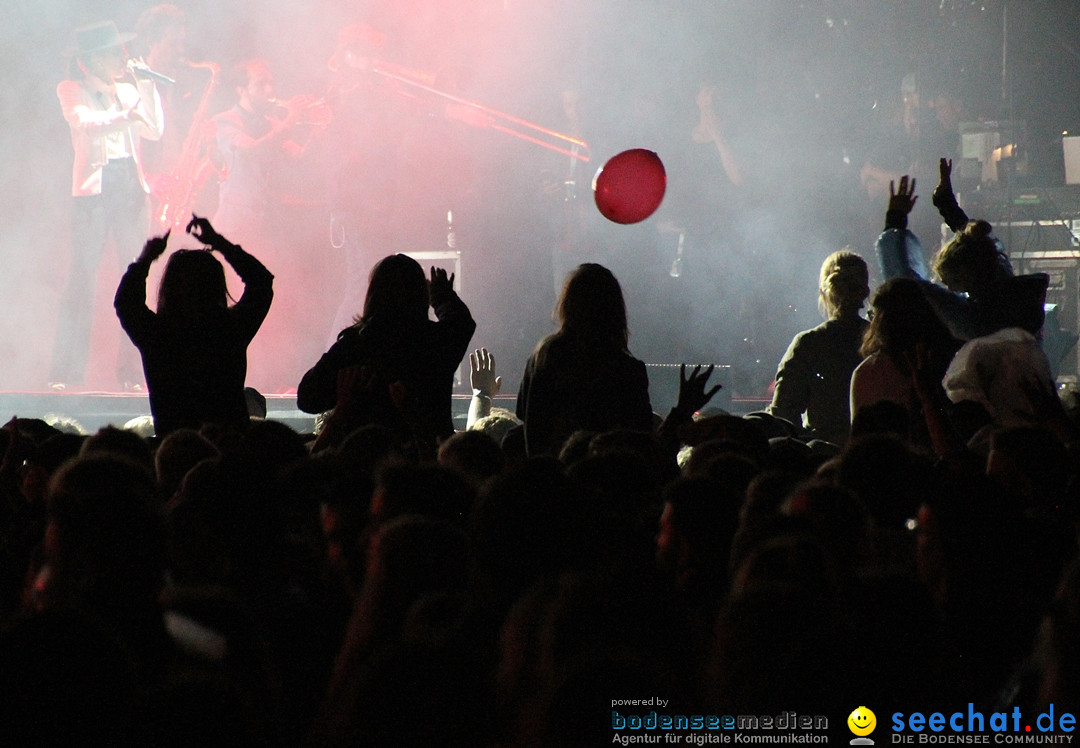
[[114, 214, 273, 437], [297, 253, 475, 453], [516, 263, 654, 457]]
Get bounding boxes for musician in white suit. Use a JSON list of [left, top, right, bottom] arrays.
[[51, 20, 164, 390]]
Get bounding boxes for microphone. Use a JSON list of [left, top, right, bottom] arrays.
[[127, 59, 176, 85]]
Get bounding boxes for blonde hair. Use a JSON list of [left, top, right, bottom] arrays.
[[818, 249, 869, 320], [933, 219, 1006, 293]]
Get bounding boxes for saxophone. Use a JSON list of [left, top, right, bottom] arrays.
[[156, 61, 224, 230]]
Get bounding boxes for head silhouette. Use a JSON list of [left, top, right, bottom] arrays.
[[359, 254, 428, 327], [860, 277, 958, 371], [156, 249, 229, 319], [933, 220, 1008, 294], [554, 263, 628, 349], [817, 250, 869, 320]]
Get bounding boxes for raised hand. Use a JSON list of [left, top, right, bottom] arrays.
[[675, 363, 722, 415], [186, 213, 224, 248], [888, 174, 918, 216], [469, 348, 502, 397], [932, 157, 955, 208], [429, 266, 455, 307], [137, 229, 170, 264], [335, 364, 377, 409]]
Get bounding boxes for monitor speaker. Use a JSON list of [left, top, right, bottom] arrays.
[[1016, 256, 1080, 379]]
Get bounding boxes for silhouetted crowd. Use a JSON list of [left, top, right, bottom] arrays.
[[3, 161, 1080, 745]]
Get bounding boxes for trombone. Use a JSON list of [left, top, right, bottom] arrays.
[[370, 65, 590, 163]]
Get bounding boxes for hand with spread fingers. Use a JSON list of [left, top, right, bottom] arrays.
[[429, 266, 455, 308], [675, 363, 722, 415], [469, 347, 502, 398], [888, 174, 918, 218]]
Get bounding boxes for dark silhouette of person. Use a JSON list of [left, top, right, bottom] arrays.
[[297, 253, 475, 453], [767, 250, 870, 446], [877, 168, 1048, 341], [114, 214, 273, 437], [516, 263, 654, 458], [850, 277, 961, 453]]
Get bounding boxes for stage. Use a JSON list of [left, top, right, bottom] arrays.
[[0, 390, 318, 435], [0, 388, 769, 437], [0, 390, 498, 435]]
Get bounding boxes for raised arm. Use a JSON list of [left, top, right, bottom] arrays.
[[467, 347, 502, 429], [187, 214, 273, 340], [656, 364, 722, 454], [114, 231, 171, 346], [428, 266, 476, 369], [876, 174, 932, 281], [931, 157, 969, 233]]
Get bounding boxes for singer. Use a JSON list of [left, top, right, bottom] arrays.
[[50, 20, 165, 391]]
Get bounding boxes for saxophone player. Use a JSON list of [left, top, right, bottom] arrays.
[[134, 4, 219, 228]]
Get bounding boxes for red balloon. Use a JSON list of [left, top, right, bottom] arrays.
[[593, 148, 667, 224]]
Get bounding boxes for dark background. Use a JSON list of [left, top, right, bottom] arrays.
[[3, 0, 1079, 397]]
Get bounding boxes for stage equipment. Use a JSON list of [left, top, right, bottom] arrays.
[[957, 120, 1025, 187], [998, 219, 1080, 379]]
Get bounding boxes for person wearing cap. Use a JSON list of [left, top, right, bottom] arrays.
[[51, 20, 165, 391]]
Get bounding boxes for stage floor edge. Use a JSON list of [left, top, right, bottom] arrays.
[[0, 391, 769, 436]]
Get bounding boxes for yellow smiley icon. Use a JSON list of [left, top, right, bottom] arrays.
[[848, 706, 876, 736]]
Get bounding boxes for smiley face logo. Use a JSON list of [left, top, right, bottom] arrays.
[[848, 706, 876, 736]]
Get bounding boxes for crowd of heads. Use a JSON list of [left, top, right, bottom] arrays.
[[19, 6, 1080, 736], [0, 316, 1075, 744]]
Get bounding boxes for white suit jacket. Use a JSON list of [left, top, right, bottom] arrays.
[[57, 76, 165, 197]]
